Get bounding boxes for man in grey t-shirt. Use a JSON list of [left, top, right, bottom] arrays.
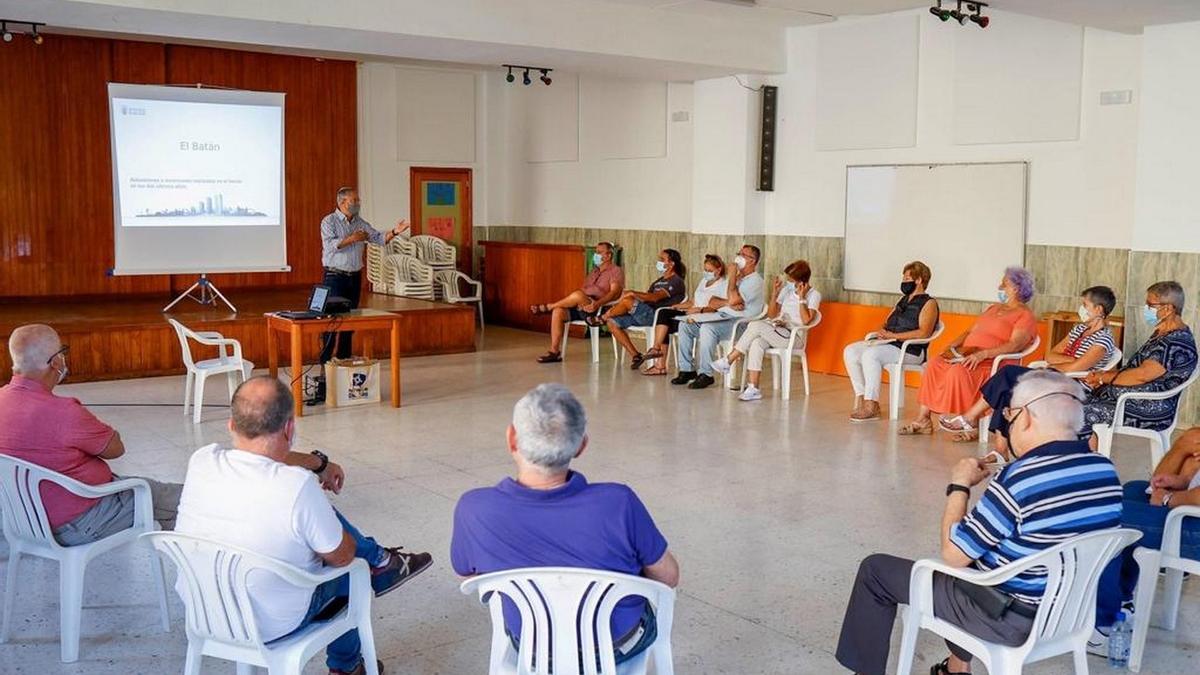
[[673, 244, 765, 390]]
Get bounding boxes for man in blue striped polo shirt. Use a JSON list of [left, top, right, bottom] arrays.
[[836, 369, 1122, 675]]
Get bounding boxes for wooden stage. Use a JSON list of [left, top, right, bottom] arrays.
[[0, 288, 477, 383]]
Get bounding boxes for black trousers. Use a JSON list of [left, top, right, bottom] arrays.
[[319, 269, 362, 365], [980, 365, 1034, 438], [835, 554, 1033, 675]]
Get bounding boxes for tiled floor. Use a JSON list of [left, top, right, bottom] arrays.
[[1, 327, 1196, 674]]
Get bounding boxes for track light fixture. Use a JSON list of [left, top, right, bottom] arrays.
[[0, 19, 46, 44], [929, 1, 988, 29], [501, 64, 554, 87]]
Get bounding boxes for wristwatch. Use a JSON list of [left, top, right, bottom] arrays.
[[310, 449, 329, 475], [946, 483, 971, 497]]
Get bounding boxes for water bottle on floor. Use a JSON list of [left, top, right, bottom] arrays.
[[1108, 611, 1130, 668]]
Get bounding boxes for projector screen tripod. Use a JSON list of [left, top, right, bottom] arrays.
[[162, 274, 237, 313]]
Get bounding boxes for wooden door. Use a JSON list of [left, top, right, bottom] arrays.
[[410, 167, 473, 273]]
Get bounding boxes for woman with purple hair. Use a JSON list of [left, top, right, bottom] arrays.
[[899, 266, 1039, 435]]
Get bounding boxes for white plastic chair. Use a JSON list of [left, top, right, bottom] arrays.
[[715, 308, 769, 390], [411, 235, 457, 299], [561, 302, 617, 364], [168, 318, 254, 424], [865, 321, 945, 420], [897, 528, 1141, 675], [745, 310, 824, 399], [1130, 506, 1200, 672], [143, 532, 379, 675], [0, 456, 170, 662], [366, 239, 417, 294], [460, 567, 675, 675], [1029, 346, 1123, 379], [435, 269, 484, 327], [382, 253, 436, 300], [617, 293, 689, 367], [976, 335, 1043, 444], [1092, 367, 1200, 469]]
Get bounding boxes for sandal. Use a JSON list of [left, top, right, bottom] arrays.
[[951, 429, 980, 443], [642, 363, 668, 376], [630, 353, 647, 370], [530, 304, 551, 315], [643, 348, 664, 360], [930, 658, 970, 675], [938, 415, 975, 433], [898, 421, 934, 435], [536, 351, 562, 363], [585, 314, 606, 327]]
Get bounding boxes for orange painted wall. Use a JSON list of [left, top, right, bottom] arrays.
[[804, 302, 1050, 385]]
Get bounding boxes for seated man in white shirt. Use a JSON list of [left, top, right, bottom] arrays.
[[176, 376, 432, 675]]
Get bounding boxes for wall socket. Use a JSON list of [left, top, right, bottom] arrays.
[[1100, 90, 1133, 106], [671, 110, 690, 122]]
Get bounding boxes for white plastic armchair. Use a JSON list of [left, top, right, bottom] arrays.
[[865, 321, 945, 420], [142, 532, 379, 675], [460, 567, 675, 675], [1130, 505, 1200, 671], [562, 302, 617, 364], [1029, 347, 1123, 379], [748, 309, 824, 399], [897, 528, 1140, 675], [435, 269, 484, 327], [715, 307, 769, 390], [382, 253, 436, 300], [168, 318, 254, 424], [619, 292, 689, 367], [0, 456, 170, 662], [410, 234, 457, 293], [1092, 367, 1200, 470]]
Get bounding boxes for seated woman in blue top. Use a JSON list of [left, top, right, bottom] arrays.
[[450, 384, 680, 665], [1078, 281, 1198, 448], [939, 285, 1120, 445]]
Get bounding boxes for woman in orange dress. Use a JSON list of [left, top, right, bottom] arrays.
[[898, 266, 1038, 435]]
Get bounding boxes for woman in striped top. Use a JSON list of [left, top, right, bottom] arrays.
[[939, 285, 1119, 445]]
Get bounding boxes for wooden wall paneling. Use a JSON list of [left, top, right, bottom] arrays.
[[481, 241, 585, 332]]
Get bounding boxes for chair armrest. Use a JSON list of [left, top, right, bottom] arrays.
[[266, 556, 371, 589], [1160, 506, 1200, 556], [864, 331, 881, 340], [909, 557, 1027, 612], [53, 475, 157, 530], [188, 333, 244, 361], [1111, 380, 1192, 427]]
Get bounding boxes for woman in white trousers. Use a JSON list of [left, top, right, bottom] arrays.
[[843, 261, 940, 422]]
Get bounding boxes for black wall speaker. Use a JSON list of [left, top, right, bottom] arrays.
[[758, 85, 778, 192]]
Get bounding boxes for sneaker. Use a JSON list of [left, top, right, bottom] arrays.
[[330, 659, 385, 675], [738, 386, 762, 401], [711, 357, 731, 375], [671, 371, 697, 386], [1086, 627, 1109, 657], [371, 547, 433, 597], [688, 374, 716, 390]]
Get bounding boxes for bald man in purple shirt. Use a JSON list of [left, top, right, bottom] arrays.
[[451, 384, 679, 664]]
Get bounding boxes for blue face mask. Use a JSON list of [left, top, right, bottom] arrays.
[[997, 289, 1009, 304], [656, 261, 667, 273], [703, 270, 716, 281], [784, 281, 797, 294], [592, 252, 604, 266], [1143, 304, 1160, 327]]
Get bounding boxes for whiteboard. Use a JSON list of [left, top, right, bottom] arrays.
[[843, 163, 1028, 303]]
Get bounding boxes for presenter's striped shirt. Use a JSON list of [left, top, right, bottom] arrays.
[[950, 439, 1122, 604]]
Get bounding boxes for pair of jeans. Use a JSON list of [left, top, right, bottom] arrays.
[[676, 319, 735, 375], [319, 270, 363, 364], [1095, 481, 1200, 627], [270, 510, 388, 671]]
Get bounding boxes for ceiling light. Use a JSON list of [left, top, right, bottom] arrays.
[[522, 69, 532, 86], [930, 1, 988, 29], [502, 63, 553, 87], [30, 26, 42, 44], [967, 3, 990, 28], [928, 1, 950, 21], [505, 66, 514, 83], [539, 69, 552, 86], [1, 23, 11, 43]]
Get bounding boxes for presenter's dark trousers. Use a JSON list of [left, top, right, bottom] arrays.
[[319, 268, 362, 365]]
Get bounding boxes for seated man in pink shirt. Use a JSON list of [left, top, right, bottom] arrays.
[[0, 324, 183, 546], [530, 241, 625, 363]]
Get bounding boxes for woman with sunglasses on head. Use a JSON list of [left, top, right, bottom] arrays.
[[641, 254, 728, 376], [601, 249, 688, 369], [1078, 280, 1198, 448]]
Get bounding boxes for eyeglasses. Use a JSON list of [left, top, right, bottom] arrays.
[[46, 344, 69, 365], [1002, 390, 1079, 423]]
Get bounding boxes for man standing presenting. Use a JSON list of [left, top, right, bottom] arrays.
[[313, 187, 406, 404]]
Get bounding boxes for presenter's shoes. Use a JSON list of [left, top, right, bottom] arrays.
[[687, 374, 715, 390], [671, 371, 697, 386], [330, 659, 385, 675], [371, 547, 433, 597]]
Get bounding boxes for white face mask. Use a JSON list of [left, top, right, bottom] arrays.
[[703, 270, 716, 281], [56, 364, 68, 385], [1077, 304, 1091, 322], [656, 260, 667, 273], [592, 252, 604, 266], [734, 255, 748, 270]]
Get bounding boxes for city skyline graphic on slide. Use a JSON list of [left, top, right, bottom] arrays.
[[136, 192, 268, 218]]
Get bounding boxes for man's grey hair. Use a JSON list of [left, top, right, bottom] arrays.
[[231, 376, 294, 439], [336, 186, 357, 204], [7, 323, 60, 375], [1147, 280, 1185, 315], [512, 384, 587, 472], [1011, 369, 1085, 434]]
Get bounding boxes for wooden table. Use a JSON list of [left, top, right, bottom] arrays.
[[266, 309, 402, 417]]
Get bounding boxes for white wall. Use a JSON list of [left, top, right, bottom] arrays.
[[1133, 21, 1200, 253], [766, 11, 1141, 250]]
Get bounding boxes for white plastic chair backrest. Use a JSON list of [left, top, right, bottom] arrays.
[[411, 235, 456, 265], [0, 455, 67, 547], [786, 309, 822, 352], [387, 237, 417, 258], [167, 317, 203, 370], [142, 532, 302, 650], [991, 335, 1041, 376], [434, 269, 476, 301], [384, 254, 434, 285], [1017, 529, 1140, 647], [461, 567, 674, 675], [366, 244, 386, 288]]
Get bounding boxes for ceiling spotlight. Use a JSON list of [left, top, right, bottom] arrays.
[[928, 1, 950, 21], [967, 3, 990, 28], [505, 66, 514, 83], [539, 69, 552, 86], [522, 69, 532, 86], [30, 26, 42, 44], [1, 23, 11, 43]]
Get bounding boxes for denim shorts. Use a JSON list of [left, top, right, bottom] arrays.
[[610, 301, 656, 329]]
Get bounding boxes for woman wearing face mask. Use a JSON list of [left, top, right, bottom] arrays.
[[940, 285, 1119, 444], [1077, 281, 1198, 447], [600, 249, 688, 368], [843, 261, 940, 422], [710, 260, 819, 401], [899, 266, 1038, 435], [641, 254, 728, 376]]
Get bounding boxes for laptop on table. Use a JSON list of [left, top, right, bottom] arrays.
[[275, 285, 332, 320]]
